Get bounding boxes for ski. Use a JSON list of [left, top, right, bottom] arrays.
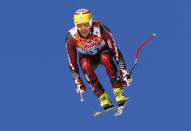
[[114, 97, 130, 116], [93, 106, 118, 117]]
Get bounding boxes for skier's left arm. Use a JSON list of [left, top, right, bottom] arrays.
[[101, 24, 132, 86]]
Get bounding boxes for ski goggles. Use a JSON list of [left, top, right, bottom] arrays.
[[76, 22, 90, 30]]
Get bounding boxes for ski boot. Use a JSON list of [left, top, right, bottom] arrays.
[[99, 92, 114, 110], [113, 87, 126, 107]]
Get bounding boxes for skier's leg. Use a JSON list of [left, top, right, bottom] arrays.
[[100, 51, 126, 106], [79, 55, 113, 109]]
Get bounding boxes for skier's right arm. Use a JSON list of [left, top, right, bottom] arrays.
[[65, 33, 86, 93]]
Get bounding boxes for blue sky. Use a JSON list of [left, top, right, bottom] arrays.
[[0, 0, 190, 131]]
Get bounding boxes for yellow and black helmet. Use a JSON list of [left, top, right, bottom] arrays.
[[74, 9, 93, 26]]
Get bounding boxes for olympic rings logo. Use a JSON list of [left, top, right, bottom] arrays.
[[78, 37, 102, 48]]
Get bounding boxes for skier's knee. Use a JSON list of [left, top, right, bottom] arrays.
[[91, 84, 104, 97], [111, 75, 122, 88]]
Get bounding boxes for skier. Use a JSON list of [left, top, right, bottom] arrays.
[[65, 9, 132, 110]]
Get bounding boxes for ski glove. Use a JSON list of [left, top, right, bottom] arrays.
[[75, 78, 86, 93], [120, 69, 132, 87]]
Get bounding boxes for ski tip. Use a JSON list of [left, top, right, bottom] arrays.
[[153, 33, 156, 37]]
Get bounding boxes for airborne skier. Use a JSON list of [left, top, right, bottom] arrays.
[[65, 9, 132, 110]]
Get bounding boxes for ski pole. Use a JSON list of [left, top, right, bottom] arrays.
[[130, 33, 156, 76], [80, 91, 84, 102]]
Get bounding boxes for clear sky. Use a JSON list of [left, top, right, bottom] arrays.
[[0, 0, 190, 131]]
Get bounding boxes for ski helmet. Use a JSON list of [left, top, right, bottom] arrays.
[[74, 9, 93, 28]]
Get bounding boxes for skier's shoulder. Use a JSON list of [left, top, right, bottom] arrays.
[[93, 21, 111, 33], [66, 26, 79, 41], [65, 27, 77, 45], [69, 26, 78, 37], [92, 21, 102, 27]]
